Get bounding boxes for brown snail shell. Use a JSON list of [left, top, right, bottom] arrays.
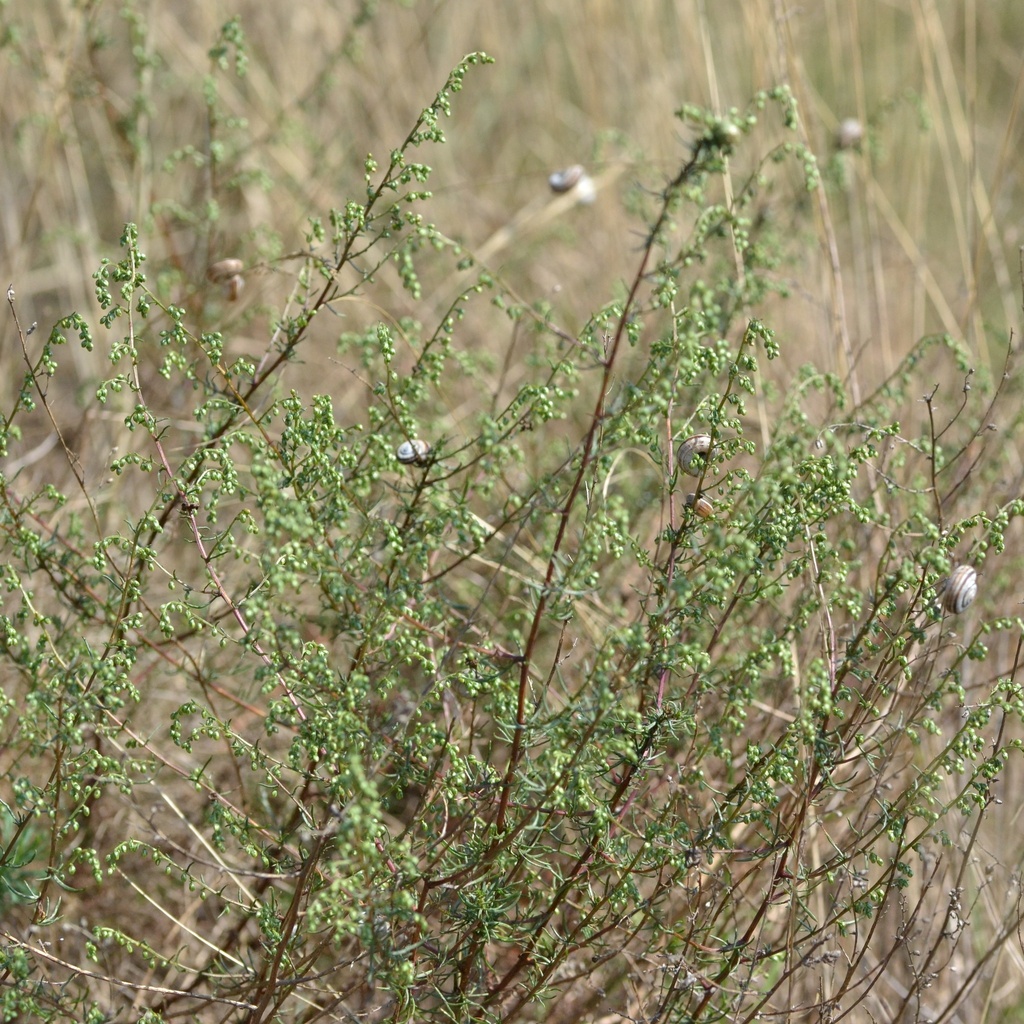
[[207, 259, 245, 301], [207, 258, 244, 283], [677, 434, 713, 477], [684, 492, 714, 519], [939, 565, 977, 614], [396, 439, 431, 465]]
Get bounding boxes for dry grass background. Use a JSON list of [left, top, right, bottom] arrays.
[[3, 1, 1024, 1021], [4, 0, 1022, 388], [1, 0, 1020, 516]]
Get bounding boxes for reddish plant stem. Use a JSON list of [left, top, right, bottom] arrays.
[[494, 147, 709, 834]]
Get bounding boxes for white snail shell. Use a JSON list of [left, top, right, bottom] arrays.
[[837, 117, 864, 150], [677, 434, 713, 477], [684, 492, 714, 519], [573, 174, 597, 205], [396, 439, 431, 465], [940, 565, 977, 614]]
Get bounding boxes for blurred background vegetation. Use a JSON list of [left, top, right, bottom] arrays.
[[4, 0, 1021, 396]]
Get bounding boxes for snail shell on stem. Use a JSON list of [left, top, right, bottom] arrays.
[[677, 433, 713, 477], [548, 165, 584, 193], [939, 565, 978, 614], [207, 259, 245, 301], [837, 117, 864, 150], [396, 439, 431, 466], [548, 164, 597, 204], [207, 258, 244, 283], [684, 492, 714, 519]]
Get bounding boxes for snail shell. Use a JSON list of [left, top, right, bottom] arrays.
[[548, 165, 585, 193], [548, 165, 597, 204], [396, 439, 431, 465], [573, 173, 597, 205], [677, 434, 713, 477], [837, 117, 864, 150], [207, 259, 245, 300], [684, 492, 714, 519], [940, 565, 977, 614], [207, 258, 244, 283]]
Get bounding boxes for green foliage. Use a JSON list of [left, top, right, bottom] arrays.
[[2, 12, 1023, 1024]]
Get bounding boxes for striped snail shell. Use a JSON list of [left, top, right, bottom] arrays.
[[396, 439, 431, 465], [940, 565, 977, 614], [548, 165, 585, 193], [548, 165, 597, 204], [684, 492, 714, 519], [677, 434, 713, 477]]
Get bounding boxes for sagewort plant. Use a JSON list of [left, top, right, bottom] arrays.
[[2, 41, 1024, 1024]]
